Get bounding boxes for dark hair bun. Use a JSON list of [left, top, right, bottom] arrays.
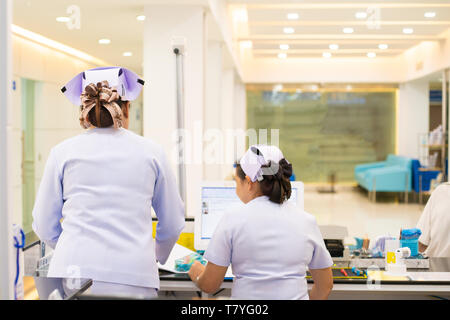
[[259, 158, 292, 204]]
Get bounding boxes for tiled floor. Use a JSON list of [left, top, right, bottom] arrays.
[[303, 186, 425, 245]]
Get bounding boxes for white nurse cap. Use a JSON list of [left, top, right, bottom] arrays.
[[61, 66, 144, 105], [239, 145, 285, 182]]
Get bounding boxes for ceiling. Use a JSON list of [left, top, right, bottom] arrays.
[[13, 0, 147, 73], [229, 0, 450, 59], [11, 0, 450, 76]]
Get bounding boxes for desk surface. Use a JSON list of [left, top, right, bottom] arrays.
[[159, 258, 450, 286]]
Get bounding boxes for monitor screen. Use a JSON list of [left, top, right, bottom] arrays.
[[198, 184, 300, 242]]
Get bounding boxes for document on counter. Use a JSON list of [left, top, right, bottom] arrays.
[[407, 272, 450, 281], [158, 243, 233, 278]]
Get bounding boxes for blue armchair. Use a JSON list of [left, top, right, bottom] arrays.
[[354, 154, 412, 202]]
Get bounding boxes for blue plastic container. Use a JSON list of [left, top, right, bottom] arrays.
[[400, 239, 419, 257]]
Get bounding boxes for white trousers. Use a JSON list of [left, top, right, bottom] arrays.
[[87, 281, 158, 299]]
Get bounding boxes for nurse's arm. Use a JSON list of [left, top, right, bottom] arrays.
[[188, 261, 228, 294], [308, 267, 333, 300], [419, 242, 428, 253], [31, 149, 64, 249]]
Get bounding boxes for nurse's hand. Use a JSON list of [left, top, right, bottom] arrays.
[[188, 261, 205, 282]]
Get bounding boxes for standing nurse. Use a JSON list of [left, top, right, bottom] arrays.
[[32, 67, 185, 298], [188, 145, 333, 300]]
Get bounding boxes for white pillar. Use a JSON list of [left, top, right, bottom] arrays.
[[203, 40, 223, 180], [143, 5, 205, 217], [0, 0, 15, 300], [397, 79, 429, 158], [220, 68, 235, 178]]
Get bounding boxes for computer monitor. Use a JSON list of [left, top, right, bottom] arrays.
[[194, 181, 304, 251]]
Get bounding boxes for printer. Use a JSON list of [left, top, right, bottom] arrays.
[[319, 225, 350, 262]]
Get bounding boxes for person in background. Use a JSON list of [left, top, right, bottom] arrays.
[[416, 183, 450, 257], [32, 67, 185, 298], [188, 145, 333, 300]]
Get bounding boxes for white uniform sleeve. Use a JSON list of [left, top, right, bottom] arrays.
[[203, 215, 232, 267], [152, 146, 185, 265], [32, 148, 64, 249], [308, 218, 333, 270], [417, 188, 434, 246]]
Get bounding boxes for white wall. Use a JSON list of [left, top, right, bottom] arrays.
[[397, 79, 429, 158], [143, 5, 206, 217], [11, 35, 95, 228]]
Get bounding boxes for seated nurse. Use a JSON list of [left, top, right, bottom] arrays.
[[188, 145, 333, 300]]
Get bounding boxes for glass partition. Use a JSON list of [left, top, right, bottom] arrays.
[[247, 84, 397, 183]]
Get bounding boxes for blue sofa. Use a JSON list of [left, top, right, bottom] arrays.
[[355, 154, 412, 202]]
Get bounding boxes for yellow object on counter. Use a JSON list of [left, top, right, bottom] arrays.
[[367, 270, 409, 281], [152, 222, 195, 252]]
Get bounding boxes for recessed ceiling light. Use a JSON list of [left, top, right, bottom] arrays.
[[367, 52, 376, 58], [56, 17, 70, 23], [346, 85, 353, 91], [329, 44, 339, 50], [378, 44, 388, 50], [323, 52, 332, 58], [123, 52, 133, 57], [424, 12, 436, 18], [283, 27, 295, 34], [240, 41, 253, 49], [278, 53, 287, 59], [287, 13, 299, 20], [98, 38, 111, 44], [280, 44, 290, 50], [403, 28, 414, 34], [343, 27, 354, 34], [355, 12, 367, 19], [136, 15, 146, 21]]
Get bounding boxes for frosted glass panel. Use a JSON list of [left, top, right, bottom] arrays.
[[247, 87, 396, 183]]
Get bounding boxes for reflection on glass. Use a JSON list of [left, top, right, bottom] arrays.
[[247, 86, 396, 183]]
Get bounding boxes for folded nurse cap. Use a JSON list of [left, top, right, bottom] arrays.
[[239, 145, 285, 182], [61, 67, 144, 105]]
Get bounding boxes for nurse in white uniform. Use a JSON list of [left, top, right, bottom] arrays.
[[416, 183, 450, 257], [188, 145, 333, 300], [32, 67, 185, 298]]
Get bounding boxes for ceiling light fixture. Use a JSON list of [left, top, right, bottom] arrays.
[[136, 15, 146, 21], [323, 52, 332, 58], [11, 24, 107, 66], [56, 17, 70, 23], [123, 52, 133, 57], [283, 27, 295, 34], [403, 28, 414, 34], [98, 38, 111, 44], [343, 27, 354, 34], [287, 13, 299, 20], [378, 44, 388, 50], [329, 44, 339, 50], [424, 12, 436, 18], [240, 41, 253, 49], [367, 52, 376, 58], [278, 53, 287, 59], [280, 44, 290, 50], [355, 12, 367, 19]]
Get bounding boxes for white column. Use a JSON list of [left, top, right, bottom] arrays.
[[203, 40, 223, 180], [0, 0, 15, 300], [220, 68, 235, 178], [143, 5, 205, 217], [397, 79, 429, 158]]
